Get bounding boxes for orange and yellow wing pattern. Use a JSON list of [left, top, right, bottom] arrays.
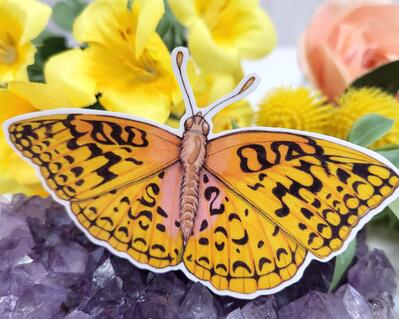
[[184, 169, 307, 294], [7, 112, 184, 269], [7, 113, 181, 200], [71, 163, 184, 268], [205, 131, 399, 261]]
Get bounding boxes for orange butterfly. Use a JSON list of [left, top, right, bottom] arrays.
[[4, 48, 399, 299]]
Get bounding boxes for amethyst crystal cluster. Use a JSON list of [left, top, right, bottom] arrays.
[[0, 196, 396, 319]]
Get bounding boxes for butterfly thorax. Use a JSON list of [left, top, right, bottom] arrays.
[[179, 113, 210, 244]]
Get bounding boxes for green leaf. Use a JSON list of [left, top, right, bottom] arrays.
[[32, 30, 56, 46], [351, 60, 399, 96], [390, 199, 399, 221], [85, 100, 105, 111], [329, 239, 356, 291], [347, 114, 394, 147], [377, 148, 399, 168], [231, 119, 239, 129], [53, 0, 86, 31], [28, 36, 68, 83], [156, 0, 186, 51]]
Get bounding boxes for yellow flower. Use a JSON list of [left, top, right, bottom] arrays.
[[9, 49, 96, 109], [256, 87, 334, 133], [0, 0, 51, 82], [328, 88, 399, 148], [0, 50, 96, 196], [168, 0, 276, 74], [167, 62, 253, 132], [70, 0, 177, 123], [0, 89, 46, 196]]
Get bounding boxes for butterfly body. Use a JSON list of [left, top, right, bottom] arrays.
[[4, 48, 399, 299], [180, 112, 210, 243]]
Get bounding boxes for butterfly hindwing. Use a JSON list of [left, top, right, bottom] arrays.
[[71, 162, 184, 269], [205, 131, 399, 259], [183, 169, 308, 295], [7, 112, 181, 200]]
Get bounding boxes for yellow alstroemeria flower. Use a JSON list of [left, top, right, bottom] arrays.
[[0, 0, 51, 82], [71, 0, 178, 123], [168, 62, 253, 132], [168, 0, 276, 74], [0, 89, 46, 196], [0, 49, 96, 196]]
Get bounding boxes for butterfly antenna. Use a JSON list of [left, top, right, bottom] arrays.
[[203, 75, 260, 119], [172, 48, 196, 116]]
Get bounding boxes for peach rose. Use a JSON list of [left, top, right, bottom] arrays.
[[300, 0, 399, 100]]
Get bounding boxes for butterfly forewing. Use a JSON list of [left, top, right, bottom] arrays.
[[183, 169, 307, 294], [8, 113, 181, 200], [205, 131, 399, 259]]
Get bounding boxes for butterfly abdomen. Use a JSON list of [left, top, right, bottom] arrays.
[[180, 130, 207, 244]]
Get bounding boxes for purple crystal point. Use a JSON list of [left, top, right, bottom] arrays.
[[64, 310, 93, 319], [336, 284, 373, 319], [226, 308, 243, 319], [0, 228, 34, 272], [133, 293, 180, 319], [179, 283, 220, 319], [80, 258, 128, 317], [0, 202, 29, 241], [368, 292, 395, 319], [90, 258, 122, 294], [0, 295, 18, 319], [241, 296, 277, 319], [48, 243, 88, 275], [12, 283, 68, 319], [11, 195, 52, 224], [146, 272, 187, 303], [347, 249, 396, 300], [274, 259, 335, 308], [0, 262, 47, 297], [279, 291, 352, 319]]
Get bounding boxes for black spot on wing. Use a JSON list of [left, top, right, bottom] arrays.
[[232, 261, 252, 274], [232, 230, 248, 245]]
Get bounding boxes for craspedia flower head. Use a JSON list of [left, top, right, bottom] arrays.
[[256, 87, 333, 133], [329, 87, 399, 148]]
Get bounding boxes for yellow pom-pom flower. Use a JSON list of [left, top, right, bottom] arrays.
[[256, 87, 333, 133], [328, 88, 399, 148]]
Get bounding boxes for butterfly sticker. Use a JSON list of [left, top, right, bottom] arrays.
[[4, 47, 399, 299]]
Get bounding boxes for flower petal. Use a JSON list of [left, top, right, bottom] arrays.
[[167, 0, 196, 26], [211, 2, 276, 59], [0, 89, 36, 122], [8, 81, 76, 110], [45, 49, 97, 107], [134, 0, 164, 57], [10, 0, 52, 44], [82, 43, 174, 123], [235, 8, 277, 59], [100, 88, 171, 123], [189, 19, 240, 74], [73, 0, 136, 60]]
